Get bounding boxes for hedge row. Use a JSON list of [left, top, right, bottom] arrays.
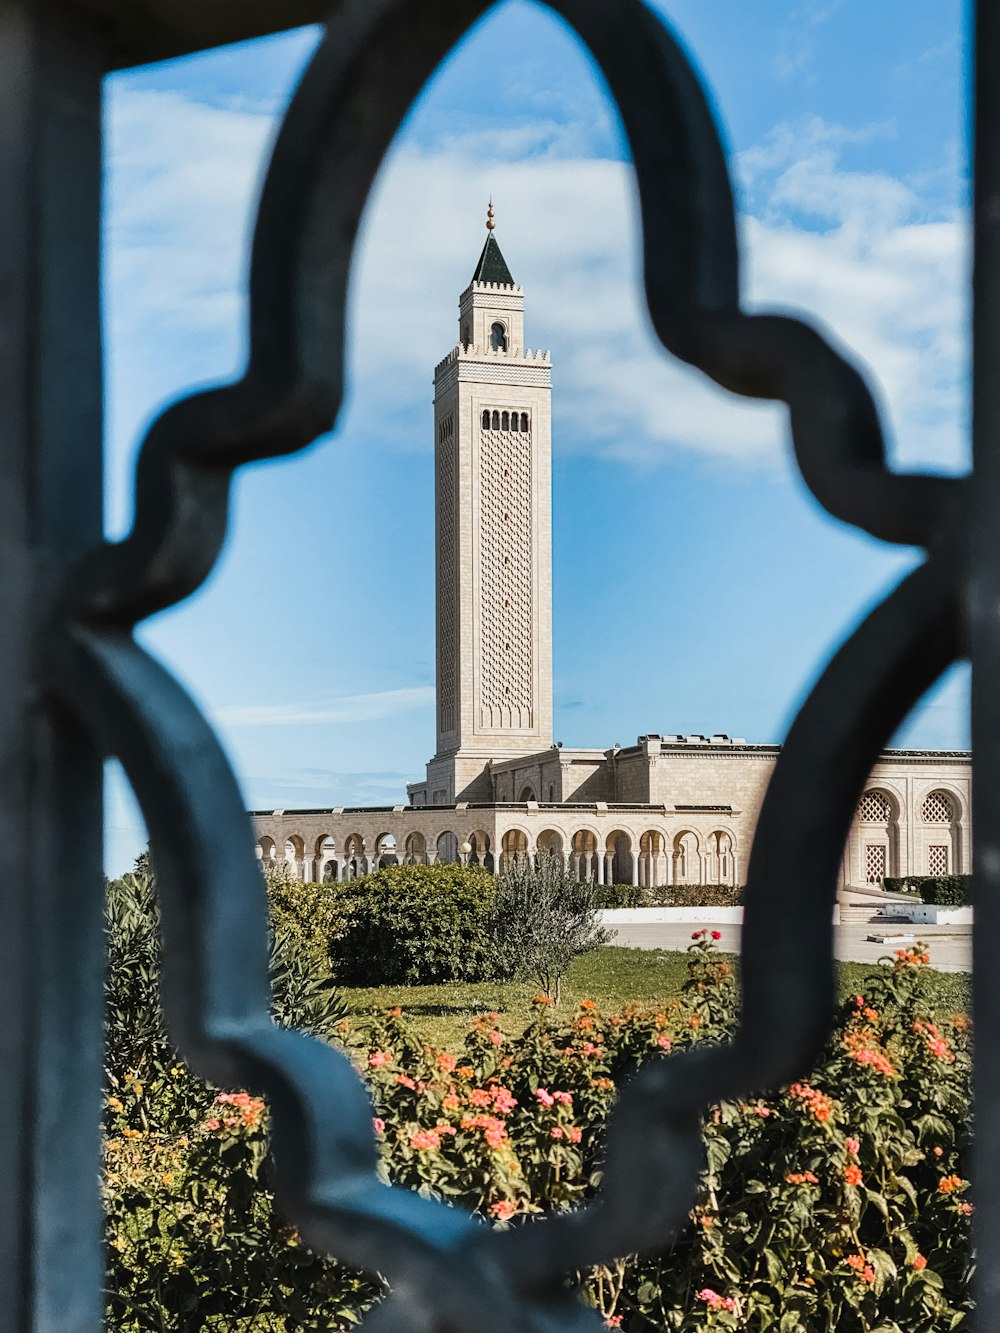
[[105, 936, 972, 1330], [595, 883, 744, 909], [884, 875, 972, 907]]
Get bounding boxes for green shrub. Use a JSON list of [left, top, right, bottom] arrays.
[[328, 863, 500, 986], [884, 875, 972, 907], [592, 882, 646, 908], [104, 858, 361, 1329], [491, 851, 610, 1002], [649, 882, 745, 908], [108, 936, 972, 1330], [883, 877, 923, 897]]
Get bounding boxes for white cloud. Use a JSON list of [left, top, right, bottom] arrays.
[[105, 90, 968, 487], [214, 686, 434, 728]]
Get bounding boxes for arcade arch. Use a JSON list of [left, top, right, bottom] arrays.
[[500, 828, 529, 869], [855, 787, 899, 884], [920, 788, 961, 875], [672, 830, 701, 886], [605, 830, 634, 886], [571, 829, 599, 881]]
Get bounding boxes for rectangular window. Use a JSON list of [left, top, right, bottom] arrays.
[[865, 844, 886, 884], [928, 844, 949, 876]]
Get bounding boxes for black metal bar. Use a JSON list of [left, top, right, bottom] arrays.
[[0, 3, 105, 1329], [971, 0, 997, 1320]]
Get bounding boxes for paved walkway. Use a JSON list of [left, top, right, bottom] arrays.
[[607, 921, 972, 973]]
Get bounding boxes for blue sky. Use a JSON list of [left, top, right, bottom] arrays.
[[103, 0, 970, 873]]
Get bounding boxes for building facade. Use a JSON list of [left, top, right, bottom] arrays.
[[252, 212, 972, 892]]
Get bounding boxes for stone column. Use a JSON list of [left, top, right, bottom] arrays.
[[631, 853, 640, 888], [596, 851, 605, 885]]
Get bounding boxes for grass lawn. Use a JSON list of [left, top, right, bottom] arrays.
[[340, 946, 971, 1049]]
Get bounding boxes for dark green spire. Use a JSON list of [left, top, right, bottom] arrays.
[[471, 233, 515, 286], [472, 201, 515, 286]]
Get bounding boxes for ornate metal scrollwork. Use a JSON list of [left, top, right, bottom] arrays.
[[35, 0, 971, 1327]]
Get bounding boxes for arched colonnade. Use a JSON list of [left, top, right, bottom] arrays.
[[257, 824, 740, 887]]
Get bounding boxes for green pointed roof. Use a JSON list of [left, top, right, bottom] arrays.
[[472, 233, 515, 287]]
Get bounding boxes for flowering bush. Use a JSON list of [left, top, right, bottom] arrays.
[[106, 927, 972, 1329]]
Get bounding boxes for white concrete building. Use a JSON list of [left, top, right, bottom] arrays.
[[252, 211, 971, 891]]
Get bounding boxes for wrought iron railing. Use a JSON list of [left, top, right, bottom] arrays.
[[0, 0, 984, 1328]]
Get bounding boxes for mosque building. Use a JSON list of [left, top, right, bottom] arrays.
[[252, 210, 971, 890]]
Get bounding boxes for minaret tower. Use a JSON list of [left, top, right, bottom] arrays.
[[415, 205, 554, 804]]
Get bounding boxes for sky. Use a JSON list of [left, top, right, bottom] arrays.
[[103, 0, 971, 874]]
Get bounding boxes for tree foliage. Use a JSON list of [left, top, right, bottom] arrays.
[[490, 851, 611, 1002], [327, 862, 500, 985]]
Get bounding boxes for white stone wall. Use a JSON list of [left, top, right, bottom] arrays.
[[256, 745, 971, 893]]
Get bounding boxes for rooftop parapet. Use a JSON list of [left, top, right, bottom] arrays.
[[434, 342, 551, 374]]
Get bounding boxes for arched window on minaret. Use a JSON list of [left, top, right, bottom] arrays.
[[492, 410, 500, 430], [481, 409, 490, 429], [520, 412, 529, 432], [490, 321, 507, 351], [511, 413, 520, 432], [501, 411, 509, 430]]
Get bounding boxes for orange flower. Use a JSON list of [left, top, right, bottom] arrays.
[[788, 1082, 835, 1123], [938, 1174, 967, 1195], [845, 1254, 875, 1283], [489, 1199, 517, 1221], [843, 1165, 863, 1187], [580, 999, 597, 1011], [913, 1255, 927, 1271]]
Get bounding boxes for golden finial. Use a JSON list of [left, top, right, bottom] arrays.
[[486, 199, 496, 232]]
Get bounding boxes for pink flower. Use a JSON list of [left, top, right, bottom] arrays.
[[372, 1117, 385, 1134], [492, 1087, 518, 1114], [567, 1125, 582, 1143], [204, 1118, 221, 1131], [845, 1136, 860, 1156], [604, 1318, 623, 1328], [698, 1288, 736, 1312], [550, 1126, 564, 1140], [489, 1199, 517, 1221], [410, 1129, 441, 1151], [395, 1074, 416, 1090], [711, 930, 722, 940], [656, 1034, 672, 1050], [368, 1050, 392, 1069], [489, 1031, 502, 1046], [552, 1091, 573, 1106], [535, 1088, 555, 1107]]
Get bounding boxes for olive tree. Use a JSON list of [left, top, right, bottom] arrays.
[[490, 850, 611, 1003]]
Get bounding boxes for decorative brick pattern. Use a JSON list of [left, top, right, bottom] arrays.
[[858, 789, 890, 823], [479, 419, 533, 727], [436, 414, 457, 737], [928, 844, 949, 874], [921, 790, 954, 823], [865, 843, 886, 883]]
